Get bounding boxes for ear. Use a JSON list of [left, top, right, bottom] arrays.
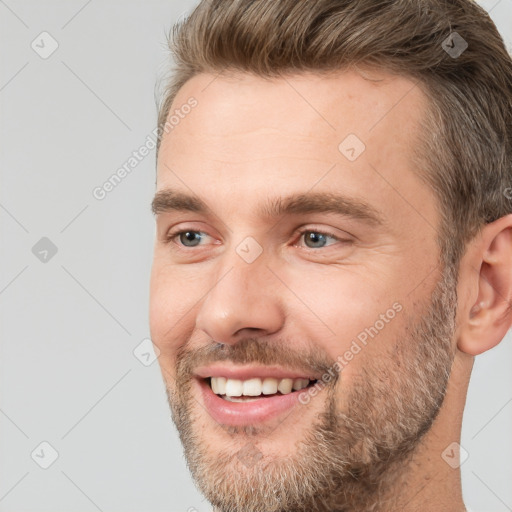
[[457, 214, 512, 356]]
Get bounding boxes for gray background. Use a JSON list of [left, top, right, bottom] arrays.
[[0, 1, 511, 511]]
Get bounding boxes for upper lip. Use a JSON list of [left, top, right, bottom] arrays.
[[194, 364, 319, 381]]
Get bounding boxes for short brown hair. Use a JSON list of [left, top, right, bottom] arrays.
[[157, 0, 512, 270]]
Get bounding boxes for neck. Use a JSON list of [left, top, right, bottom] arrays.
[[354, 352, 472, 512], [369, 439, 466, 512]]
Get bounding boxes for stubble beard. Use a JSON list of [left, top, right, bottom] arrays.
[[165, 265, 457, 512]]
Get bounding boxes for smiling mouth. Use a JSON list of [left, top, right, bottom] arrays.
[[206, 376, 318, 402]]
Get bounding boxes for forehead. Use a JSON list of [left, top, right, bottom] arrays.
[[156, 69, 436, 230], [159, 69, 427, 154]]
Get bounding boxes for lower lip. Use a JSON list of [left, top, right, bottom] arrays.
[[196, 378, 312, 426]]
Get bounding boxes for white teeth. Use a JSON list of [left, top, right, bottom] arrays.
[[224, 379, 243, 397], [262, 378, 278, 395], [209, 376, 313, 397], [277, 378, 293, 394], [243, 378, 263, 396], [215, 377, 227, 395]]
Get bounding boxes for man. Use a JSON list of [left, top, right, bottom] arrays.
[[149, 0, 512, 510]]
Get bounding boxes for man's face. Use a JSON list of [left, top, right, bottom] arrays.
[[149, 70, 457, 511]]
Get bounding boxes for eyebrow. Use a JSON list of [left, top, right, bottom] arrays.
[[151, 189, 384, 227]]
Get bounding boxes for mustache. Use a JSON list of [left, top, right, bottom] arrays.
[[176, 338, 338, 380]]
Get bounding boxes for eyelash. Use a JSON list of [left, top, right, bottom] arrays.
[[163, 227, 351, 251]]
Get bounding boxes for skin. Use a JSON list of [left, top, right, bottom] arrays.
[[149, 69, 512, 511]]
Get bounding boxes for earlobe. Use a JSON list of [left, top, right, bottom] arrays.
[[457, 217, 512, 356]]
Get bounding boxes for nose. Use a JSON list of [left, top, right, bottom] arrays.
[[195, 253, 285, 345]]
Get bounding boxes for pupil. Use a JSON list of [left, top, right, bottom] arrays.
[[181, 231, 201, 246], [306, 232, 326, 248]]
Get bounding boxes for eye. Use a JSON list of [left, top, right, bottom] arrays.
[[165, 229, 211, 248], [179, 231, 204, 247], [296, 229, 348, 249]]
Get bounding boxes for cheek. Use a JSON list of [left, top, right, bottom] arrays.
[[285, 264, 399, 334], [149, 264, 198, 358], [280, 264, 408, 383]]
